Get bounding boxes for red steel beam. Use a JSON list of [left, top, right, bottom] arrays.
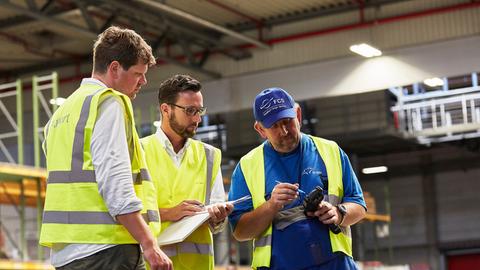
[[204, 0, 264, 40], [356, 0, 365, 23]]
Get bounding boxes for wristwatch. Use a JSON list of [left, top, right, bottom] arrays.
[[337, 204, 347, 226]]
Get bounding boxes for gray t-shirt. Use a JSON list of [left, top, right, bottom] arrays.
[[50, 79, 142, 267]]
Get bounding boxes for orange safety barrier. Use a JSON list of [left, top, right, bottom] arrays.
[[0, 260, 53, 270]]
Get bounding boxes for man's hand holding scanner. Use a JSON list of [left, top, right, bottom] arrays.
[[267, 181, 300, 211], [160, 199, 204, 222], [306, 200, 344, 226]]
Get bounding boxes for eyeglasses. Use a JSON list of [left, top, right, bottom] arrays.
[[168, 103, 207, 116]]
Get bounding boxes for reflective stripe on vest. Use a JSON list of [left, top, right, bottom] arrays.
[[162, 242, 213, 257], [272, 206, 307, 230], [272, 194, 344, 230], [204, 144, 215, 204], [48, 169, 149, 184], [42, 209, 159, 224], [253, 234, 272, 249]]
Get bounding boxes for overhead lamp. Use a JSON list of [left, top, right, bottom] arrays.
[[49, 97, 66, 106], [423, 77, 444, 87], [362, 166, 388, 174], [349, 43, 382, 58], [153, 121, 161, 127]]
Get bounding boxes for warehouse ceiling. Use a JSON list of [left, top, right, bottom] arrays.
[[0, 0, 407, 78]]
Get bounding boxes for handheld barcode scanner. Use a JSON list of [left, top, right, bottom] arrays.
[[303, 186, 341, 234]]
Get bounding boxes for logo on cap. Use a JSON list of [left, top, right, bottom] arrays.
[[253, 87, 296, 128], [260, 97, 287, 116]]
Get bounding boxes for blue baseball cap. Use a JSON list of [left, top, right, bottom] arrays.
[[253, 87, 296, 128]]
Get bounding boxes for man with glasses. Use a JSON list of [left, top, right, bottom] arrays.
[[141, 74, 233, 270]]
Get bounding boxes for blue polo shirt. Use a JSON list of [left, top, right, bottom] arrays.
[[228, 134, 366, 270]]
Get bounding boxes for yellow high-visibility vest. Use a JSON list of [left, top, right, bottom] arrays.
[[239, 135, 352, 269], [141, 134, 221, 270], [39, 82, 160, 247]]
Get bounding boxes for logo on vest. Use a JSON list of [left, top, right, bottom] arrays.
[[52, 113, 70, 128], [302, 167, 322, 176]]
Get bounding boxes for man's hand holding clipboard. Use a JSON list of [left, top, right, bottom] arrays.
[[205, 195, 251, 228]]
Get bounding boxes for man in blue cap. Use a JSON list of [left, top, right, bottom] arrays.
[[228, 87, 367, 269]]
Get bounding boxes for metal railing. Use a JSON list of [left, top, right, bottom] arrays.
[[32, 72, 58, 168], [0, 80, 23, 164], [390, 73, 480, 145], [195, 124, 226, 151]]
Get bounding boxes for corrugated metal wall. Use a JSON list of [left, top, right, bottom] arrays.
[[205, 0, 480, 77]]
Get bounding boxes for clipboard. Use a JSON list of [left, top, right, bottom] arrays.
[[157, 211, 210, 246], [156, 195, 251, 246]]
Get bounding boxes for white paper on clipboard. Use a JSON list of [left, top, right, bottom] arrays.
[[157, 211, 210, 246]]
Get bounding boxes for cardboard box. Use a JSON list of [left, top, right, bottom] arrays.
[[364, 191, 377, 214]]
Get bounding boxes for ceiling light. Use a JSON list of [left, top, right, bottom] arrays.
[[153, 121, 161, 127], [349, 43, 382, 58], [49, 97, 66, 106], [423, 77, 444, 87], [362, 166, 388, 174]]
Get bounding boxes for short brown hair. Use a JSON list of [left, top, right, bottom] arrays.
[[93, 26, 156, 74], [158, 74, 202, 104]]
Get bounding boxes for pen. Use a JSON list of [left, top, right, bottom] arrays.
[[275, 180, 306, 194], [201, 195, 252, 209], [228, 195, 252, 205]]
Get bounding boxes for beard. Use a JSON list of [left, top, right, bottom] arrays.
[[276, 134, 300, 152], [169, 111, 198, 139], [271, 120, 301, 153]]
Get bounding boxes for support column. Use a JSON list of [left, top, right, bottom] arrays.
[[19, 180, 26, 260], [421, 154, 440, 270], [384, 179, 394, 264], [36, 178, 43, 260], [350, 154, 365, 260], [16, 79, 23, 165], [32, 76, 40, 168]]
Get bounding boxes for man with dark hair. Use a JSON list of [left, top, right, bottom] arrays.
[[141, 74, 233, 270], [228, 88, 366, 269], [40, 26, 172, 270]]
